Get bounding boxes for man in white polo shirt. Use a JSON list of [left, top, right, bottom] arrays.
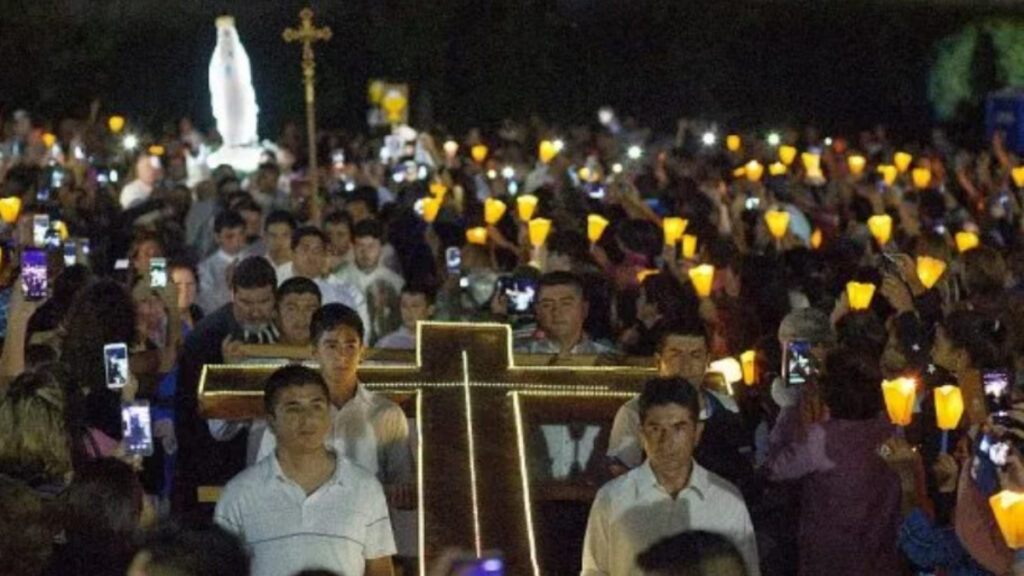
[[215, 364, 396, 576], [581, 378, 759, 576]]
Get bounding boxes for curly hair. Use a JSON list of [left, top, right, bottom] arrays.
[[0, 371, 71, 484]]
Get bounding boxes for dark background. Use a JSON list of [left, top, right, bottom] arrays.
[[1, 0, 1023, 141]]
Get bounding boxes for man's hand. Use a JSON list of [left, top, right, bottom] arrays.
[[932, 453, 959, 494], [221, 335, 247, 365], [878, 436, 920, 491]]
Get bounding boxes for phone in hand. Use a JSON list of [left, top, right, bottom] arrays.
[[784, 340, 817, 387], [21, 248, 48, 300], [121, 401, 154, 457], [445, 246, 462, 275], [149, 257, 167, 289], [104, 342, 129, 390], [63, 241, 76, 267], [983, 370, 1012, 416], [32, 214, 49, 247], [495, 276, 538, 314], [451, 554, 504, 576]]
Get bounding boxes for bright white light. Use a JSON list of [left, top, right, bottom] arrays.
[[612, 163, 623, 174], [345, 182, 355, 191], [766, 132, 781, 147], [417, 165, 428, 180], [708, 357, 743, 384], [501, 166, 515, 179], [123, 134, 139, 150], [110, 170, 119, 183], [552, 139, 565, 153], [443, 140, 459, 157], [509, 181, 519, 194], [702, 132, 716, 146], [824, 137, 833, 146], [486, 169, 497, 180], [392, 171, 404, 183], [627, 145, 642, 160], [598, 107, 615, 126]]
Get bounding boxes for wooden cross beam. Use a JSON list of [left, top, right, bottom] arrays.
[[199, 322, 654, 575]]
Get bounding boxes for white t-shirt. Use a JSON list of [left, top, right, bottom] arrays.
[[119, 179, 153, 209]]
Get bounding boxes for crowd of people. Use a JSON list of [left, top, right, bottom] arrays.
[[0, 104, 1023, 576]]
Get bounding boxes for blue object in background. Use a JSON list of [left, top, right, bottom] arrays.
[[986, 89, 1024, 154]]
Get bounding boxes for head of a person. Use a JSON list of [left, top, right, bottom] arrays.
[[546, 230, 593, 273], [0, 371, 71, 485], [345, 186, 379, 223], [638, 273, 698, 328], [636, 530, 748, 576], [263, 364, 331, 453], [233, 198, 263, 240], [130, 231, 164, 274], [61, 279, 136, 395], [213, 210, 246, 256], [835, 310, 887, 359], [276, 277, 322, 347], [777, 307, 835, 366], [264, 210, 297, 260], [291, 226, 329, 279], [962, 246, 1008, 299], [536, 271, 588, 343], [62, 458, 148, 572], [822, 348, 883, 421], [255, 161, 281, 193], [132, 278, 166, 335], [638, 378, 704, 472], [169, 259, 198, 311], [127, 522, 249, 576], [49, 264, 94, 321], [352, 218, 385, 272], [932, 310, 1009, 373], [135, 154, 162, 186], [0, 476, 53, 576], [399, 283, 436, 331], [323, 210, 353, 257], [654, 323, 709, 383], [310, 304, 365, 388], [230, 257, 277, 329]]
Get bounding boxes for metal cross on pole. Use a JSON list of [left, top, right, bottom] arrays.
[[283, 7, 331, 224]]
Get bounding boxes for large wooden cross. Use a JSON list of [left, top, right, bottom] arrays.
[[199, 322, 654, 575]]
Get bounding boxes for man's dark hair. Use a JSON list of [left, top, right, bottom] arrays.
[[60, 458, 142, 574], [352, 218, 384, 241], [133, 521, 250, 576], [823, 348, 883, 421], [310, 303, 365, 345], [257, 161, 281, 176], [276, 277, 322, 306], [537, 270, 586, 299], [231, 257, 276, 292], [654, 321, 709, 355], [401, 282, 436, 305], [263, 364, 329, 415], [232, 197, 261, 217], [348, 186, 379, 215], [213, 210, 245, 234], [291, 225, 329, 250], [635, 530, 748, 576], [265, 209, 297, 232], [638, 377, 701, 424], [323, 210, 353, 229]]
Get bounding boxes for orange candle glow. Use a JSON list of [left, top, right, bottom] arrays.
[[484, 198, 507, 225], [471, 144, 489, 164], [867, 214, 893, 246], [847, 155, 866, 176], [420, 197, 441, 223], [688, 264, 715, 298], [108, 115, 126, 134], [1013, 166, 1024, 188], [516, 195, 538, 221], [955, 231, 979, 253], [538, 140, 558, 164], [588, 214, 610, 243], [769, 162, 787, 177], [894, 151, 913, 173], [466, 227, 488, 245], [846, 281, 876, 311], [911, 167, 932, 189], [934, 385, 964, 431], [778, 145, 797, 166], [528, 218, 552, 248], [0, 197, 23, 224], [881, 377, 917, 426], [741, 350, 756, 385], [726, 134, 741, 152], [989, 490, 1024, 549], [636, 268, 659, 283], [429, 181, 448, 199], [765, 210, 790, 240], [878, 164, 898, 186], [810, 228, 823, 250], [915, 256, 947, 290], [745, 160, 764, 183], [663, 217, 687, 245], [681, 234, 698, 259]]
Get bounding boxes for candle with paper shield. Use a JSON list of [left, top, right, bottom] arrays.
[[769, 162, 787, 177], [934, 385, 964, 453], [471, 144, 489, 164], [878, 164, 898, 186], [915, 256, 947, 290], [1013, 166, 1024, 188], [911, 168, 931, 190], [681, 234, 698, 259], [726, 135, 741, 152], [148, 145, 165, 157], [484, 199, 507, 225], [801, 152, 821, 177], [420, 197, 441, 224], [881, 377, 916, 426], [466, 227, 488, 245], [741, 350, 756, 385], [955, 231, 979, 253], [846, 282, 876, 311], [744, 160, 764, 183], [847, 155, 866, 176], [443, 140, 459, 158], [528, 218, 552, 248], [42, 133, 56, 149], [588, 214, 609, 243], [636, 269, 659, 283], [662, 217, 687, 246], [708, 357, 742, 394], [538, 140, 558, 164], [867, 214, 892, 246], [778, 145, 797, 166], [894, 151, 913, 173], [989, 491, 1024, 548], [53, 221, 68, 241], [765, 210, 790, 240], [0, 197, 22, 224], [688, 264, 715, 298], [108, 115, 126, 134], [516, 195, 538, 222]]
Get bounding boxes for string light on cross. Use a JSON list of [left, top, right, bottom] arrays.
[[283, 7, 332, 224]]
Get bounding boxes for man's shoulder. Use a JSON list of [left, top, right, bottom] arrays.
[[361, 387, 405, 417], [184, 306, 234, 350], [220, 458, 273, 502], [695, 463, 746, 506]]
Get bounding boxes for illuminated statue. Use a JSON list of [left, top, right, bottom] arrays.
[[209, 15, 258, 147]]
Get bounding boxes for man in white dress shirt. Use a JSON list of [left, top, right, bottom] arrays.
[[375, 283, 435, 350], [581, 378, 759, 576], [215, 364, 396, 576], [197, 210, 247, 314]]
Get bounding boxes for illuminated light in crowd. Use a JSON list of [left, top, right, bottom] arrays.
[[429, 181, 447, 199], [915, 256, 947, 289], [989, 490, 1024, 548], [148, 145, 165, 156], [778, 145, 797, 166], [1013, 166, 1024, 188], [681, 234, 698, 259], [0, 196, 23, 224], [578, 166, 593, 182], [627, 145, 643, 160], [597, 107, 615, 126], [955, 231, 980, 253], [588, 214, 610, 243], [501, 166, 515, 180], [392, 171, 405, 184], [108, 115, 126, 134], [418, 165, 428, 180], [741, 350, 756, 385], [764, 209, 790, 240], [552, 139, 565, 153], [612, 163, 623, 174], [878, 164, 898, 186], [636, 268, 659, 283], [484, 198, 507, 225], [528, 218, 552, 248], [881, 377, 916, 426], [824, 137, 833, 146], [732, 166, 747, 179], [516, 195, 538, 221], [42, 132, 56, 148], [662, 217, 687, 245], [701, 132, 716, 146], [53, 220, 69, 241], [810, 228, 823, 250], [893, 151, 913, 173], [847, 155, 866, 176], [471, 144, 488, 164], [867, 214, 892, 246], [466, 227, 488, 245], [345, 182, 356, 192], [744, 160, 764, 183], [688, 264, 715, 298], [708, 357, 742, 385], [911, 167, 931, 190], [486, 169, 497, 180], [766, 132, 781, 147], [801, 152, 821, 175], [420, 197, 442, 224], [726, 134, 742, 152], [443, 140, 459, 158], [846, 281, 876, 311], [509, 181, 519, 194], [769, 162, 787, 177], [123, 134, 139, 150], [934, 385, 964, 431], [538, 140, 558, 164]]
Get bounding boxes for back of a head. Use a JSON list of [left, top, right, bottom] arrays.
[[62, 458, 141, 571], [835, 310, 887, 359], [778, 307, 834, 347], [132, 522, 249, 576], [941, 309, 1009, 371], [823, 347, 883, 421], [641, 273, 699, 327], [0, 475, 53, 576], [231, 256, 277, 292], [309, 303, 365, 346], [0, 371, 71, 484], [963, 245, 1008, 297], [617, 219, 662, 261], [635, 530, 748, 576]]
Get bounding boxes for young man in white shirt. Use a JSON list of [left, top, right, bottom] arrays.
[[375, 283, 435, 350], [215, 364, 396, 576], [263, 210, 296, 269], [581, 378, 759, 576], [197, 210, 247, 314], [334, 219, 404, 344]]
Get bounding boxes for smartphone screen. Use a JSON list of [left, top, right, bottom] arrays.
[[452, 556, 504, 576], [63, 241, 76, 267], [983, 371, 1012, 416], [32, 214, 49, 247], [21, 249, 47, 300], [784, 340, 816, 387], [150, 257, 167, 288], [446, 246, 462, 275], [121, 401, 154, 457], [498, 276, 538, 314], [104, 342, 130, 389]]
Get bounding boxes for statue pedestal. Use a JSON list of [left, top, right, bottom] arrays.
[[206, 145, 265, 173]]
